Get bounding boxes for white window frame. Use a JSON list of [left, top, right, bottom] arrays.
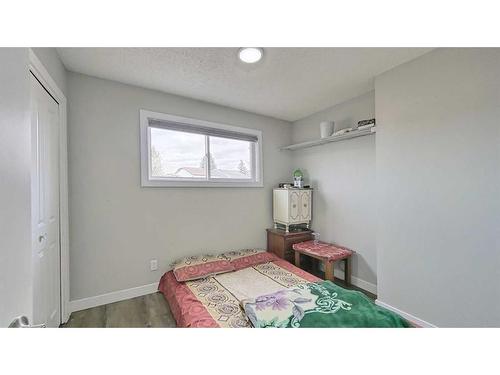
[[140, 109, 263, 187]]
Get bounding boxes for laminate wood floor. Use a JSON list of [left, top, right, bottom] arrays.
[[62, 281, 375, 328], [62, 292, 176, 328]]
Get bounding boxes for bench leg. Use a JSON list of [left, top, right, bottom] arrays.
[[344, 258, 351, 286], [324, 261, 334, 282], [295, 252, 301, 268]]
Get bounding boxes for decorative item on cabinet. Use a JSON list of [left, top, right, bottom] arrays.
[[278, 182, 310, 189], [273, 187, 312, 232], [293, 169, 304, 188]]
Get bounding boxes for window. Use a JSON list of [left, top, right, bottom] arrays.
[[140, 110, 263, 187]]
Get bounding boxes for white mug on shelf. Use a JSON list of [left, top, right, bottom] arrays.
[[320, 121, 335, 138]]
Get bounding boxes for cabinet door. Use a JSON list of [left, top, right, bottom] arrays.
[[289, 191, 300, 222], [300, 190, 311, 220], [273, 189, 289, 223]]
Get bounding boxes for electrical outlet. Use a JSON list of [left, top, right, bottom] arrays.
[[150, 259, 158, 271]]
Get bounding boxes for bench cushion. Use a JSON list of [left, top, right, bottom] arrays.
[[293, 240, 353, 262]]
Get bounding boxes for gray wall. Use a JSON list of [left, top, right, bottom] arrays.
[[31, 48, 67, 95], [291, 92, 377, 290], [0, 48, 33, 326], [67, 72, 293, 300], [375, 48, 500, 327]]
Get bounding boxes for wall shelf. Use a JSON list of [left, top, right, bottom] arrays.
[[280, 127, 376, 151]]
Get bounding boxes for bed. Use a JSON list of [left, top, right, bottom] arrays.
[[158, 250, 410, 328]]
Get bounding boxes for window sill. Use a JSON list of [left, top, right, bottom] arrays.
[[141, 179, 264, 188]]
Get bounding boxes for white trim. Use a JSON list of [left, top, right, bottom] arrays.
[[375, 300, 437, 328], [69, 283, 159, 313], [140, 109, 264, 187], [28, 49, 70, 324], [334, 269, 377, 295], [318, 263, 378, 295]]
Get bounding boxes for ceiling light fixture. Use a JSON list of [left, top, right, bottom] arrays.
[[238, 47, 264, 63]]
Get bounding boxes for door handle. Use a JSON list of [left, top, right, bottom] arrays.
[[8, 315, 46, 328], [38, 234, 47, 243]]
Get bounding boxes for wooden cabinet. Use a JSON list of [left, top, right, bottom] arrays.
[[266, 228, 313, 263], [273, 188, 312, 232]]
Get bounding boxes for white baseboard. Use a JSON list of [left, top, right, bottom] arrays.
[[375, 300, 437, 328], [320, 265, 377, 295], [69, 282, 159, 313], [342, 273, 377, 295], [317, 262, 377, 295]]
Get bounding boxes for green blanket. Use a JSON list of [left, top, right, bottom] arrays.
[[242, 281, 411, 328]]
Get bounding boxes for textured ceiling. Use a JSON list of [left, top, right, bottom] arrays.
[[57, 48, 432, 121]]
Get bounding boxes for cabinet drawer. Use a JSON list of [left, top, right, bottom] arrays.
[[267, 229, 313, 262]]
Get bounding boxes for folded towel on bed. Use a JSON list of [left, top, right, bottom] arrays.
[[214, 267, 287, 301], [241, 281, 411, 328]]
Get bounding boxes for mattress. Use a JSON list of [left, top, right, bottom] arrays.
[[158, 257, 320, 328]]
